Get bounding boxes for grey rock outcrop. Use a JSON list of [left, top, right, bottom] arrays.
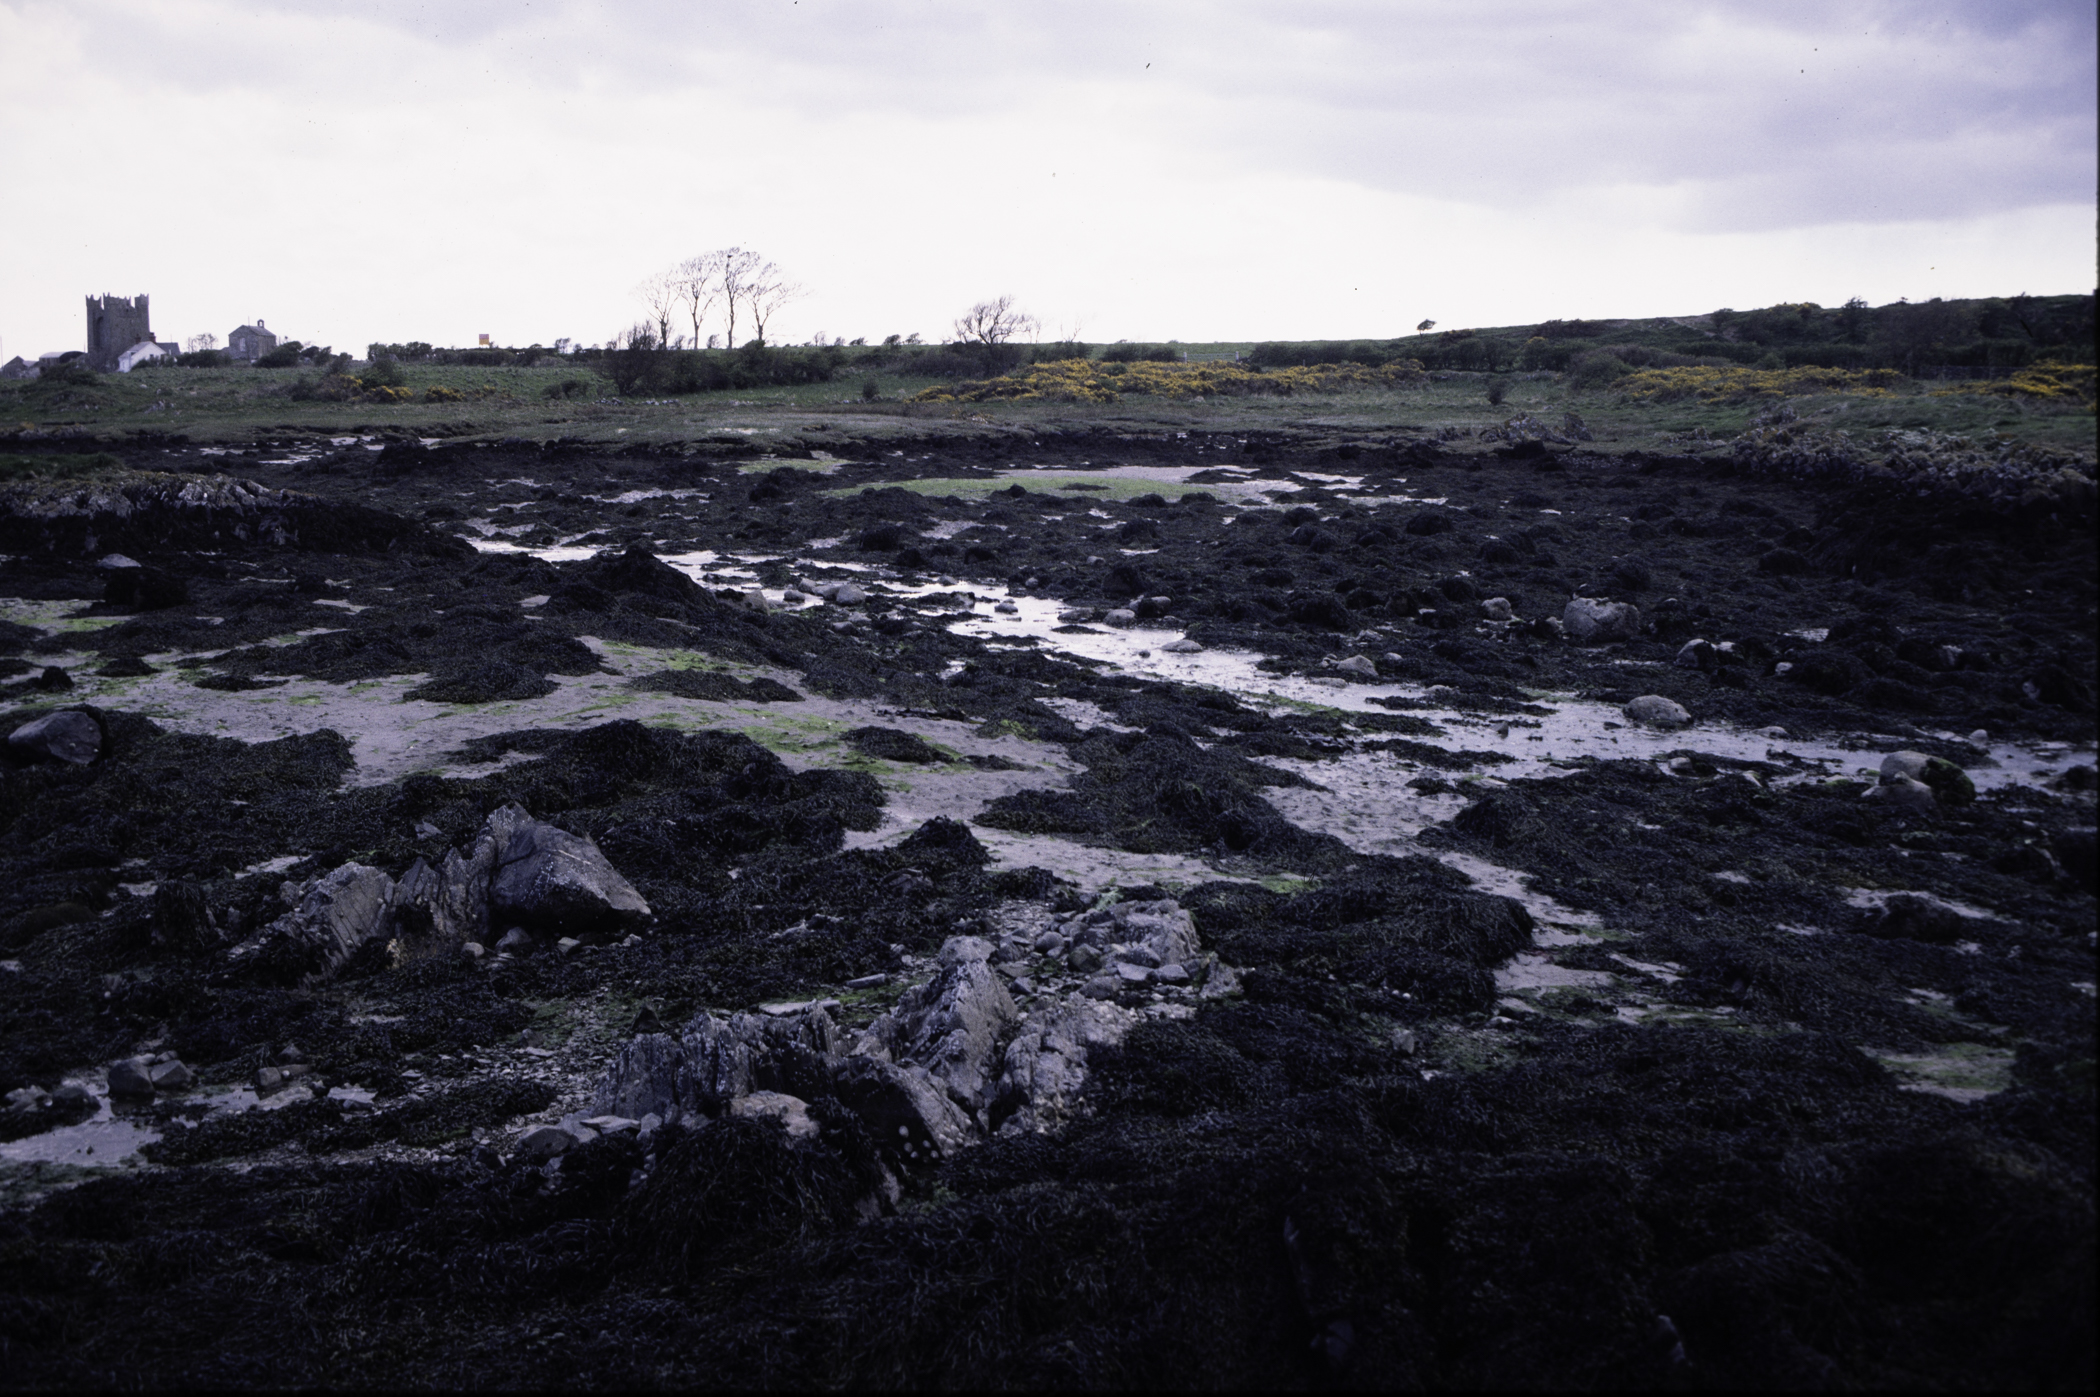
[[829, 1056, 976, 1160], [993, 994, 1134, 1135], [7, 710, 101, 766], [591, 1006, 840, 1124], [226, 863, 397, 985], [862, 936, 1018, 1117], [1562, 598, 1641, 643], [107, 1058, 154, 1097], [488, 808, 650, 938]]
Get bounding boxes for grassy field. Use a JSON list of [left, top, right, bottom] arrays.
[[2, 356, 2091, 458]]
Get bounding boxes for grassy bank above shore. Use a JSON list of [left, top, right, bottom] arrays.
[[4, 360, 2093, 461]]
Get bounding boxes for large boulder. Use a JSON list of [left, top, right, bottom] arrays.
[[388, 805, 530, 955], [487, 806, 650, 937], [1562, 598, 1642, 644], [225, 863, 396, 985], [863, 936, 1019, 1118], [7, 710, 101, 766]]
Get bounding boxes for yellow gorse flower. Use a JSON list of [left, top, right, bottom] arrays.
[[909, 358, 1426, 405]]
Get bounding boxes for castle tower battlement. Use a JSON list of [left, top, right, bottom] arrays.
[[85, 294, 154, 372]]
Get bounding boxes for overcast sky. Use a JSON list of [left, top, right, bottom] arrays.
[[2, 0, 2092, 358]]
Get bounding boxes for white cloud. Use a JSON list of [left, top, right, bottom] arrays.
[[0, 0, 2090, 360]]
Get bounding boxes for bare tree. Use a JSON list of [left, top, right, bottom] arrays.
[[674, 253, 723, 352], [633, 270, 680, 351], [748, 268, 803, 346], [716, 247, 767, 348], [185, 332, 218, 353], [953, 295, 1038, 345]]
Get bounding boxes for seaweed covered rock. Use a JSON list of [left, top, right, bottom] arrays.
[[592, 1006, 841, 1124], [993, 993, 1135, 1135]]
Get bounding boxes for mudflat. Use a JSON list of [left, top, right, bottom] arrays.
[[1, 418, 2092, 1388]]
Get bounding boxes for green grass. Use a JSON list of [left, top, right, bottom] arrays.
[[1, 358, 2089, 459]]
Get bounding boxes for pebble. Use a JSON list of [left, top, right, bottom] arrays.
[[1116, 962, 1155, 984], [1479, 597, 1513, 621], [148, 1060, 192, 1091], [1333, 655, 1378, 678], [1102, 609, 1137, 626], [1161, 638, 1202, 653], [1879, 751, 1931, 782], [994, 601, 1019, 614], [514, 1124, 577, 1159], [844, 973, 888, 990], [833, 583, 866, 605], [1057, 609, 1093, 623], [106, 1059, 154, 1097], [1967, 729, 1990, 747], [1673, 638, 1714, 670], [1622, 695, 1691, 729]]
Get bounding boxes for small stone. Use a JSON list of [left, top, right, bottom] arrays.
[[1966, 729, 1989, 748], [845, 973, 888, 990], [1391, 1028, 1418, 1056], [1674, 638, 1714, 670], [1879, 751, 1931, 782], [583, 1115, 640, 1134], [1154, 962, 1191, 986], [1115, 961, 1155, 984], [833, 583, 866, 605], [148, 1060, 192, 1091], [460, 941, 486, 961], [1102, 609, 1137, 626], [106, 1059, 154, 1097], [1161, 638, 1202, 653], [1333, 655, 1378, 678], [556, 936, 582, 954], [414, 820, 442, 840], [1480, 597, 1513, 621], [1032, 931, 1065, 954], [514, 1124, 577, 1159], [1057, 608, 1094, 623], [1081, 976, 1120, 999], [4, 1087, 43, 1112], [994, 601, 1019, 614], [256, 1066, 286, 1092], [1623, 695, 1691, 729], [7, 710, 102, 766], [53, 1080, 92, 1105], [496, 927, 534, 955]]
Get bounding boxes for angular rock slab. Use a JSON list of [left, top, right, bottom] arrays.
[[995, 995, 1135, 1135], [7, 710, 101, 765], [864, 936, 1018, 1116], [488, 806, 650, 938], [227, 863, 397, 985]]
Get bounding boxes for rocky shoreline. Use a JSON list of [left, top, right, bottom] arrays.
[[1, 426, 2092, 1387]]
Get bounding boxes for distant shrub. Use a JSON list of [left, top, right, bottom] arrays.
[[1486, 377, 1509, 406], [175, 349, 229, 368], [1569, 354, 1634, 390], [861, 379, 880, 401], [256, 343, 302, 368], [361, 357, 409, 388], [1030, 342, 1092, 363], [543, 378, 593, 400], [603, 344, 841, 396], [424, 385, 466, 403], [1099, 343, 1181, 363], [31, 361, 100, 387], [287, 373, 361, 402]]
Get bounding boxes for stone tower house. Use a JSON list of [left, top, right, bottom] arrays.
[[85, 294, 154, 373]]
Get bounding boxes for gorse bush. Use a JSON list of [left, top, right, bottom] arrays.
[[910, 358, 1426, 404], [1617, 365, 1907, 403]]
